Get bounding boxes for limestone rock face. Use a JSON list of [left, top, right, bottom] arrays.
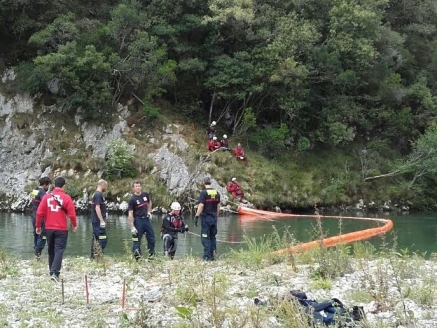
[[0, 69, 227, 210], [0, 93, 45, 197], [150, 124, 228, 202]]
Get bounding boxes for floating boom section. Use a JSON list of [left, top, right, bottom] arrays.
[[237, 206, 394, 253]]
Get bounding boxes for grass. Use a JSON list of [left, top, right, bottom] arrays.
[[0, 230, 436, 328], [9, 100, 428, 210], [0, 249, 19, 278]]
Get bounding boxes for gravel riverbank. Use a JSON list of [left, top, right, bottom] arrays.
[[0, 253, 436, 327]]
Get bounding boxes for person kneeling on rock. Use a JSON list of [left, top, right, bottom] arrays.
[[161, 201, 188, 259]]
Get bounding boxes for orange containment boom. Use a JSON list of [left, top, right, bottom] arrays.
[[237, 206, 394, 254]]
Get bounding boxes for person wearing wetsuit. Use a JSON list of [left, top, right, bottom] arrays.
[[161, 201, 188, 259]]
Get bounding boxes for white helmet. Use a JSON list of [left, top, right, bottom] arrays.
[[211, 121, 217, 126], [213, 136, 217, 140], [223, 134, 227, 139], [170, 202, 181, 211]]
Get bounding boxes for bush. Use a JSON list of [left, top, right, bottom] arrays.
[[105, 139, 137, 179], [249, 123, 289, 158]]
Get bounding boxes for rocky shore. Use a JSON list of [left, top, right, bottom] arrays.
[[0, 251, 436, 327]]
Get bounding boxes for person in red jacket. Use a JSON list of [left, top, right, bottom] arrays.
[[226, 177, 245, 202], [220, 134, 231, 151], [234, 143, 248, 164], [207, 136, 221, 151], [36, 176, 77, 282]]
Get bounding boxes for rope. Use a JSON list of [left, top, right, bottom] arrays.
[[187, 231, 246, 244]]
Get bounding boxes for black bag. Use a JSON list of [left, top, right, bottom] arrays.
[[290, 291, 364, 326]]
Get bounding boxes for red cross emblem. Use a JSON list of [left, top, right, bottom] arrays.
[[48, 196, 63, 212]]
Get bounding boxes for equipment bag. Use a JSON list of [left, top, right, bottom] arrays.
[[290, 290, 364, 327]]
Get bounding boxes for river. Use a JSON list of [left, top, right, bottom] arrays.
[[1, 211, 436, 259]]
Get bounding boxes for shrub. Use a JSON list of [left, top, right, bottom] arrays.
[[105, 139, 137, 179]]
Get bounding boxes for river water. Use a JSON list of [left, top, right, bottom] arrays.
[[1, 212, 436, 259]]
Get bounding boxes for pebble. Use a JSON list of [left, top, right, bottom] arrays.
[[0, 257, 436, 327]]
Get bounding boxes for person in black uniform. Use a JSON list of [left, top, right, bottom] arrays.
[[90, 179, 108, 259], [30, 177, 51, 259], [128, 180, 155, 260], [195, 176, 221, 261], [161, 201, 188, 259]]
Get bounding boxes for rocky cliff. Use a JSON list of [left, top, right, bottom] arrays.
[[0, 69, 228, 212]]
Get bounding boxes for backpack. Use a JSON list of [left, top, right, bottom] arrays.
[[290, 291, 364, 327]]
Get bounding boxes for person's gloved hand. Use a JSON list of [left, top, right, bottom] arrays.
[[184, 224, 189, 232], [131, 226, 138, 235], [147, 212, 152, 219], [100, 221, 106, 228], [194, 216, 199, 227]]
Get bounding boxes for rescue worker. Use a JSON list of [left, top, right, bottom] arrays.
[[90, 179, 108, 259], [161, 201, 188, 259], [128, 180, 155, 260], [234, 142, 248, 164], [226, 177, 245, 202], [207, 121, 217, 140], [195, 176, 221, 261], [207, 136, 221, 151], [220, 134, 231, 151], [36, 176, 77, 282], [30, 177, 51, 260]]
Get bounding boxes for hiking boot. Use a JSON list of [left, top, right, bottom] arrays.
[[133, 249, 142, 261], [35, 254, 41, 261], [50, 274, 59, 283]]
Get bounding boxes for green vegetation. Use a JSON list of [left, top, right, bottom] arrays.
[[106, 139, 137, 179], [0, 249, 19, 279], [2, 0, 437, 208], [1, 229, 437, 327]]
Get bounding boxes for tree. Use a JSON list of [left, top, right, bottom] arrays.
[[204, 51, 258, 133], [27, 42, 113, 118], [364, 123, 437, 187], [28, 13, 79, 54]]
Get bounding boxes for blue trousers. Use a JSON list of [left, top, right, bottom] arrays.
[[200, 215, 217, 261], [32, 218, 46, 256], [132, 217, 155, 259], [46, 230, 68, 277], [90, 221, 107, 258]]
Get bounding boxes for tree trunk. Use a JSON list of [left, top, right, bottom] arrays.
[[363, 170, 402, 181], [208, 92, 215, 125]]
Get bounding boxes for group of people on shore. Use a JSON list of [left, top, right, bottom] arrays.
[[32, 176, 221, 281], [206, 121, 248, 164]]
